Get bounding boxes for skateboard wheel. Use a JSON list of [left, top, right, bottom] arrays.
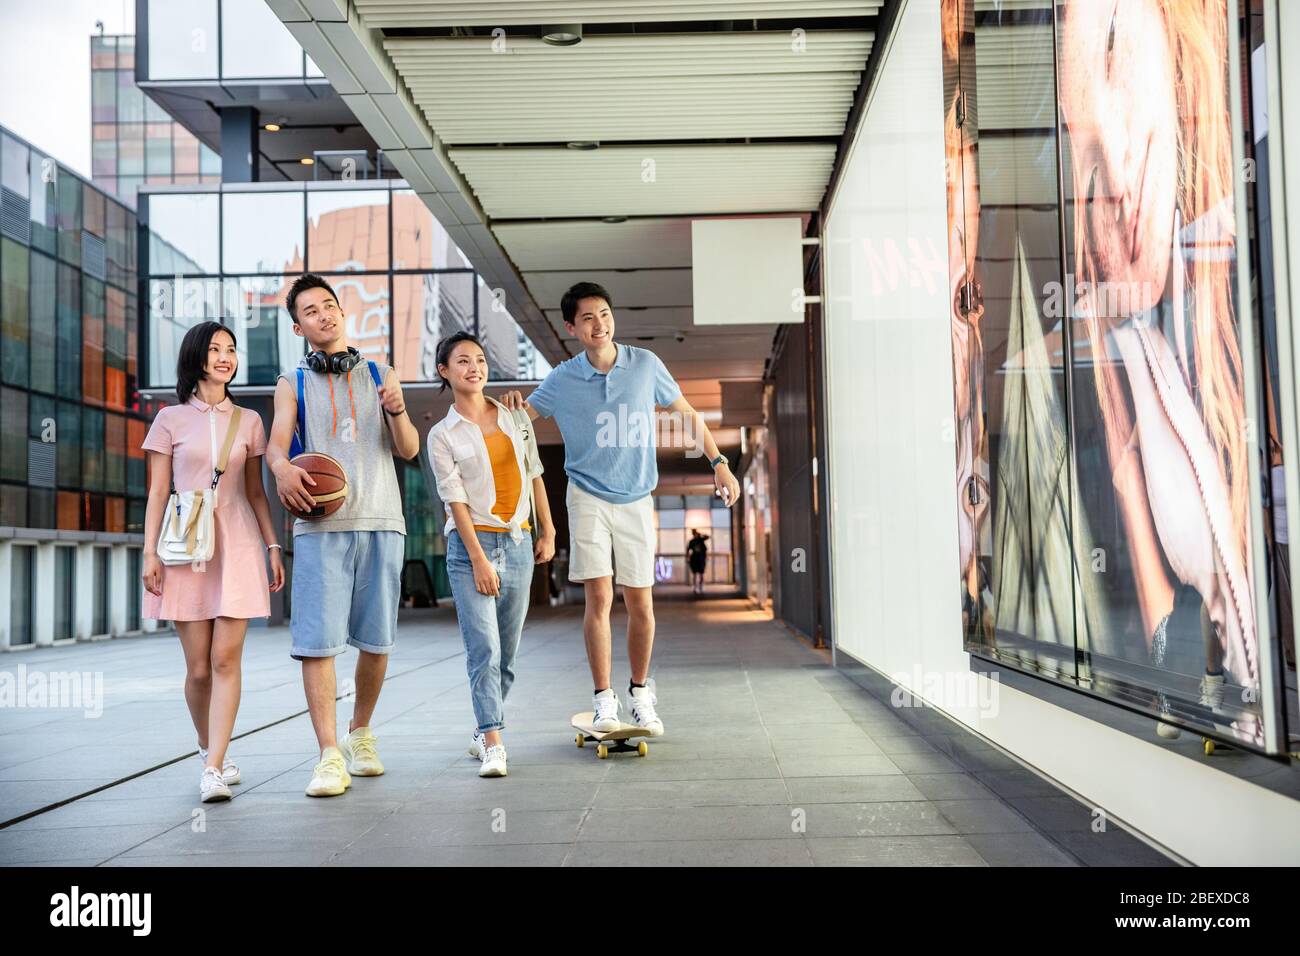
[[1204, 739, 1215, 756], [576, 733, 584, 748], [597, 743, 609, 759], [637, 740, 648, 757]]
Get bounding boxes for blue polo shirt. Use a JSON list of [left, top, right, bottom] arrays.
[[528, 343, 682, 504]]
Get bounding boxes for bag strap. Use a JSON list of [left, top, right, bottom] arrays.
[[511, 407, 540, 535], [290, 368, 306, 458], [367, 359, 383, 388], [211, 408, 242, 488]]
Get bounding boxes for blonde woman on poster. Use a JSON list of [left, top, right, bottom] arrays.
[[1057, 0, 1259, 741]]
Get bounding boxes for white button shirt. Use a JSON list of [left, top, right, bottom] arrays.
[[427, 396, 543, 543]]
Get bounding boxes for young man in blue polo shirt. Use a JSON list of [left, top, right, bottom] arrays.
[[504, 282, 740, 734]]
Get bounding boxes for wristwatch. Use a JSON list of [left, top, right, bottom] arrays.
[[708, 453, 729, 470]]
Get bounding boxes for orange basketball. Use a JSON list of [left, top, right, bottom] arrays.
[[289, 452, 348, 520]]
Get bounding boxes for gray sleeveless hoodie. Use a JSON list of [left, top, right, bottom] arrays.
[[278, 357, 406, 537]]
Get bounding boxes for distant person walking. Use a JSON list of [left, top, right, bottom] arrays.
[[687, 529, 710, 595], [141, 321, 285, 803]]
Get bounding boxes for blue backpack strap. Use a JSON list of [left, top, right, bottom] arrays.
[[367, 359, 383, 388], [289, 368, 305, 458]]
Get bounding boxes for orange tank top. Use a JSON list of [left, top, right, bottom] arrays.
[[474, 429, 530, 533]]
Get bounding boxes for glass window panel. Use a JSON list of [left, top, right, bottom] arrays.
[[29, 151, 57, 254], [127, 418, 146, 493], [307, 189, 389, 273], [91, 70, 117, 122], [476, 275, 537, 381], [54, 546, 75, 638], [28, 488, 54, 529], [105, 286, 127, 409], [145, 124, 173, 175], [29, 250, 56, 394], [83, 184, 106, 238], [147, 277, 222, 388], [56, 264, 81, 400], [147, 192, 218, 274], [222, 192, 303, 274], [710, 506, 731, 528], [56, 166, 81, 265], [0, 485, 27, 528], [57, 401, 80, 487], [148, 0, 218, 80], [393, 271, 473, 381], [658, 528, 686, 555], [1, 238, 30, 387], [105, 413, 126, 494], [226, 275, 295, 385], [83, 276, 105, 404], [117, 127, 144, 178], [56, 490, 80, 529], [684, 508, 711, 531], [116, 70, 144, 123], [8, 545, 33, 637], [92, 133, 116, 179], [1, 387, 28, 482], [221, 0, 304, 78], [199, 142, 221, 176], [656, 495, 683, 511], [684, 495, 712, 510], [2, 133, 29, 198], [391, 189, 471, 270], [658, 509, 684, 529], [82, 407, 105, 491]]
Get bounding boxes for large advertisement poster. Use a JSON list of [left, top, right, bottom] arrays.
[[942, 0, 1267, 747]]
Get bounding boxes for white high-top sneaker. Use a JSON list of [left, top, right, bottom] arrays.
[[628, 680, 664, 737], [592, 689, 621, 732]]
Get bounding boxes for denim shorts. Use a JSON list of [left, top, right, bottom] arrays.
[[290, 530, 404, 660]]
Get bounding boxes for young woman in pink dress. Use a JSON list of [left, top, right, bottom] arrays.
[[140, 321, 285, 802]]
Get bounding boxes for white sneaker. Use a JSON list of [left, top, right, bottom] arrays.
[[479, 744, 508, 777], [305, 746, 351, 797], [592, 689, 621, 732], [199, 766, 232, 802], [198, 746, 241, 785], [628, 681, 665, 737], [1155, 692, 1181, 739], [1200, 672, 1227, 715], [469, 732, 507, 761], [340, 726, 385, 776]]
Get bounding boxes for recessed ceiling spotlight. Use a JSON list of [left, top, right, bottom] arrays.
[[300, 157, 315, 165], [264, 123, 281, 132], [602, 216, 627, 224], [542, 23, 582, 45], [567, 141, 599, 151]]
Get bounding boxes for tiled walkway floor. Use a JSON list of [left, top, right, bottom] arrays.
[[0, 597, 1172, 866]]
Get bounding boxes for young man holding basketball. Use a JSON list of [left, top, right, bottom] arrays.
[[503, 281, 740, 735], [267, 274, 420, 797]]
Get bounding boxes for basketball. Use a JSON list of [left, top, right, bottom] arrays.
[[288, 452, 348, 520]]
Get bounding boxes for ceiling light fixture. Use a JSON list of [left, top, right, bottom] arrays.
[[567, 141, 599, 151], [602, 216, 628, 224], [264, 123, 281, 132], [300, 157, 315, 165], [541, 23, 582, 45]]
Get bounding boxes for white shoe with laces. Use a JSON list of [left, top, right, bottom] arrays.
[[592, 689, 621, 732], [479, 744, 508, 777], [197, 746, 241, 785], [469, 731, 507, 761], [1200, 672, 1227, 715], [628, 680, 664, 737], [199, 765, 232, 802]]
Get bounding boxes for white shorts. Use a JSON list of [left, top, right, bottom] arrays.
[[566, 483, 655, 588]]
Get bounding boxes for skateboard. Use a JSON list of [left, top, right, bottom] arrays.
[[571, 712, 651, 759]]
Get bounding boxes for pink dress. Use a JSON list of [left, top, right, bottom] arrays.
[[142, 397, 272, 621]]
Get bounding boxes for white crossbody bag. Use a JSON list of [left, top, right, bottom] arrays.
[[156, 407, 242, 566]]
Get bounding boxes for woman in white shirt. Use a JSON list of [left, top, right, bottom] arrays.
[[428, 332, 555, 777]]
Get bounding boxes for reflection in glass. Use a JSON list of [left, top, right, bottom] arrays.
[[307, 190, 389, 273], [221, 0, 304, 78], [393, 271, 474, 381], [147, 0, 218, 80], [222, 192, 303, 274], [148, 193, 219, 274]]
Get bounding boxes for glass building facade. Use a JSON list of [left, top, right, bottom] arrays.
[[90, 34, 221, 207], [1, 125, 149, 535]]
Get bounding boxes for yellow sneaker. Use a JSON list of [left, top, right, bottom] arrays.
[[305, 747, 351, 797], [341, 726, 385, 776]]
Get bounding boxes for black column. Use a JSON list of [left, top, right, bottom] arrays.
[[219, 107, 260, 183]]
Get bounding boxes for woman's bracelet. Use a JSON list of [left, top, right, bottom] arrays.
[[267, 543, 283, 551]]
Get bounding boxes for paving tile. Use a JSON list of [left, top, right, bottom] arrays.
[[806, 835, 987, 866]]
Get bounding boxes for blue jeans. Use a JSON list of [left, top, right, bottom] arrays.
[[446, 529, 535, 733]]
